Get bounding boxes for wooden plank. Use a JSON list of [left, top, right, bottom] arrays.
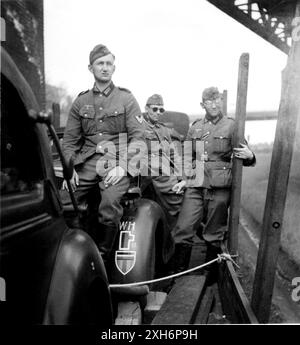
[[52, 102, 61, 130], [207, 284, 230, 324], [251, 3, 300, 323], [152, 275, 206, 325], [222, 89, 228, 116], [114, 301, 142, 325], [218, 259, 258, 324], [143, 291, 167, 324], [228, 53, 250, 257], [192, 286, 214, 324]]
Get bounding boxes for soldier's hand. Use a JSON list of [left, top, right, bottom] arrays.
[[62, 170, 79, 192], [233, 143, 254, 160], [172, 180, 186, 194], [104, 166, 126, 187]]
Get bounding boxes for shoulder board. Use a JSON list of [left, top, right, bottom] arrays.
[[118, 86, 131, 93], [227, 116, 235, 121], [191, 118, 202, 126], [77, 89, 89, 97]]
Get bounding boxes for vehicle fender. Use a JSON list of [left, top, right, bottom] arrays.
[[43, 228, 113, 325], [109, 198, 173, 284]]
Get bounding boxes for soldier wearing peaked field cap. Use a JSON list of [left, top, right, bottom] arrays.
[[202, 86, 221, 101], [146, 94, 164, 106], [142, 94, 184, 233], [89, 44, 115, 65], [169, 86, 256, 279], [62, 44, 145, 267]]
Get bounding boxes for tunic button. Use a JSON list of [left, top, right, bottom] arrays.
[[204, 151, 207, 154], [99, 119, 103, 122], [205, 141, 208, 144], [115, 111, 118, 114], [223, 167, 226, 170], [99, 107, 103, 110], [84, 114, 87, 117], [99, 133, 102, 136]]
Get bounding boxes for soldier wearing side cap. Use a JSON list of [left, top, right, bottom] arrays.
[[142, 94, 184, 230], [62, 44, 145, 266], [169, 87, 255, 279]]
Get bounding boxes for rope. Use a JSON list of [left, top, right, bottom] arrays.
[[109, 253, 239, 288]]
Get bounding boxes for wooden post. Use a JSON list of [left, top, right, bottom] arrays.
[[222, 89, 228, 116], [52, 102, 61, 130], [228, 53, 250, 257], [251, 3, 300, 323]]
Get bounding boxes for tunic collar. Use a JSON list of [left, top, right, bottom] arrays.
[[92, 82, 115, 97], [204, 111, 223, 124]]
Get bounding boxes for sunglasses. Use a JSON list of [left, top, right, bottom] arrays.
[[150, 107, 165, 113], [203, 98, 222, 106]]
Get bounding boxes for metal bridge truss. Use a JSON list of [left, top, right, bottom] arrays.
[[207, 0, 297, 54]]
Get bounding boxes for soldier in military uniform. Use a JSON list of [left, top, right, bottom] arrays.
[[142, 94, 185, 230], [170, 87, 255, 276], [62, 44, 145, 266]]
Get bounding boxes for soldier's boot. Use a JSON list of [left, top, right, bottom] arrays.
[[167, 243, 192, 275], [163, 243, 192, 293], [172, 243, 193, 274], [96, 224, 119, 268], [204, 242, 221, 285]]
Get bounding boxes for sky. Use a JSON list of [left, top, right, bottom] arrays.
[[44, 0, 288, 115]]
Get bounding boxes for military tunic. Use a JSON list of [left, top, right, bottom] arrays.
[[142, 119, 183, 229], [62, 82, 145, 227], [173, 113, 255, 245]]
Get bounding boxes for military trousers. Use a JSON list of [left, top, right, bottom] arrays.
[[152, 176, 183, 230], [172, 187, 231, 245], [74, 154, 130, 227]]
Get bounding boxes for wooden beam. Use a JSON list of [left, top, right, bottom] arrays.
[[251, 2, 300, 323], [218, 259, 258, 323], [222, 89, 228, 116], [228, 53, 250, 257], [152, 276, 206, 324], [143, 291, 167, 324], [114, 301, 142, 325]]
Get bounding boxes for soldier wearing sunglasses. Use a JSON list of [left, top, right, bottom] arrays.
[[143, 94, 184, 231], [169, 87, 255, 280]]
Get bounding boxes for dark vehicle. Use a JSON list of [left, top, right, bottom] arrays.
[[0, 48, 113, 325]]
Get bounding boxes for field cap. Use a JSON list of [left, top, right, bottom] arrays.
[[202, 87, 220, 101], [146, 94, 164, 106], [89, 44, 113, 65]]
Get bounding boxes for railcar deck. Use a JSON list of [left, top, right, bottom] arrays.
[[115, 238, 257, 325]]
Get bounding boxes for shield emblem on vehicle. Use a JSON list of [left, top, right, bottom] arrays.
[[115, 250, 136, 275]]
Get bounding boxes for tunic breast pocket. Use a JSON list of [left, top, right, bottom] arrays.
[[79, 105, 97, 134], [104, 108, 126, 133], [213, 136, 231, 153]]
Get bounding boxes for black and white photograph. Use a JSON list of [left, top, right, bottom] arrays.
[[1, 0, 300, 341]]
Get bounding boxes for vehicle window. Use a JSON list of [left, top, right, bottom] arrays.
[[0, 74, 44, 195]]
